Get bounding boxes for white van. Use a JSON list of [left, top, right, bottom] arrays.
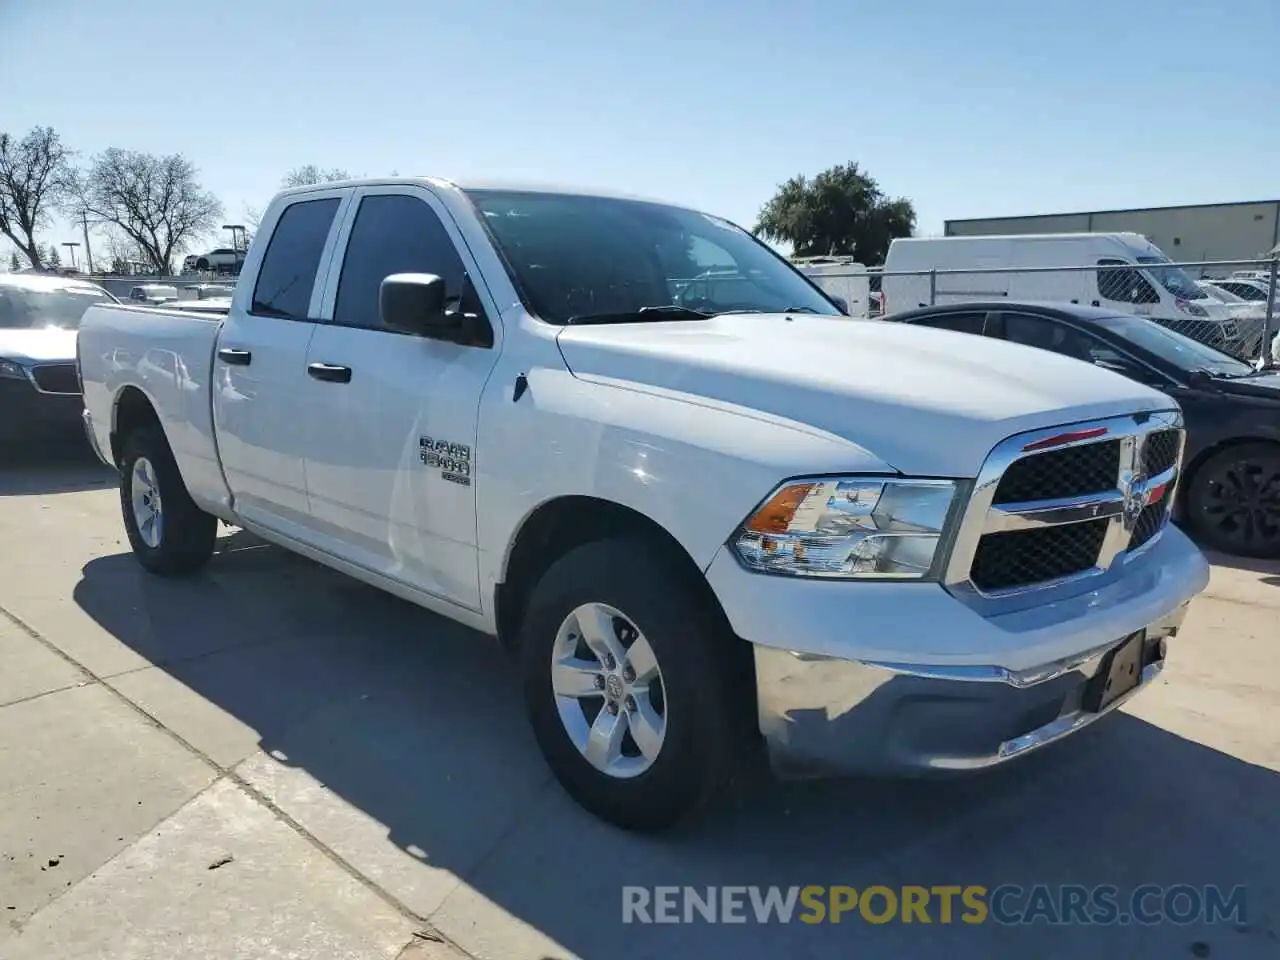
[[882, 233, 1256, 358], [792, 256, 871, 317]]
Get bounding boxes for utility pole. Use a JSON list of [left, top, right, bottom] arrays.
[[81, 210, 95, 274]]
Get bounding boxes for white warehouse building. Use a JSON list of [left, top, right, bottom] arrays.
[[944, 200, 1280, 269]]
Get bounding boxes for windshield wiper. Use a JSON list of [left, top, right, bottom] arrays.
[[565, 305, 712, 325], [714, 305, 824, 316]]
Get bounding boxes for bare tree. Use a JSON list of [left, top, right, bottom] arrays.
[[76, 149, 223, 275], [0, 126, 73, 269], [282, 164, 353, 188], [103, 228, 149, 275]]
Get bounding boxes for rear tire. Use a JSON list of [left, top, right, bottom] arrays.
[[1184, 442, 1280, 558], [519, 536, 755, 831], [119, 425, 218, 576]]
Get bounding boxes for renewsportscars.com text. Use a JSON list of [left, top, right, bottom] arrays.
[[621, 884, 1248, 926]]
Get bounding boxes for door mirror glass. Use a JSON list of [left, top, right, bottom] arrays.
[[379, 273, 454, 335]]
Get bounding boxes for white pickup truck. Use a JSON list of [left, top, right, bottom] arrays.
[[78, 178, 1210, 831]]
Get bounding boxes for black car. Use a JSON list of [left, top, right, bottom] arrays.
[[888, 301, 1280, 558], [0, 275, 118, 449]]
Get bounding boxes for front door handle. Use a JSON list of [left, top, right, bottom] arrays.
[[217, 347, 252, 366], [307, 362, 352, 384]]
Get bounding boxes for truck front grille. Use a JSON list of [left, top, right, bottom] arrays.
[[992, 440, 1120, 504], [1142, 430, 1180, 478], [30, 362, 81, 395], [948, 412, 1184, 597], [971, 519, 1110, 592]]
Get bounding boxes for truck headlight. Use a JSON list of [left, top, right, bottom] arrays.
[[0, 359, 29, 381], [731, 477, 961, 579]]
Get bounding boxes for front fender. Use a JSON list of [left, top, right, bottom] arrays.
[[475, 368, 894, 598]]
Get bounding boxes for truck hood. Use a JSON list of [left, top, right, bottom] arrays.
[[0, 327, 78, 363], [556, 314, 1174, 477]]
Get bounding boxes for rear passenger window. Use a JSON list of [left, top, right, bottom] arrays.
[[1002, 314, 1095, 362], [913, 312, 987, 335], [1097, 259, 1160, 305], [252, 198, 340, 319], [334, 194, 477, 329]]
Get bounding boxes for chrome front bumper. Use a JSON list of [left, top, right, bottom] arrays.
[[754, 603, 1188, 779]]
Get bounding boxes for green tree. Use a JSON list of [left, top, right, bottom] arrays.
[[8, 249, 20, 272], [754, 162, 916, 264], [47, 243, 61, 269]]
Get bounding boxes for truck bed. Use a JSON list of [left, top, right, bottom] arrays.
[[79, 304, 232, 516]]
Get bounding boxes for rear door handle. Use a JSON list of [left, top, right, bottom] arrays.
[[307, 362, 352, 384], [217, 347, 252, 365]]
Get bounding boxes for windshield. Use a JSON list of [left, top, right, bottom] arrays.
[[1095, 313, 1255, 377], [465, 189, 840, 323], [0, 285, 116, 329], [1136, 256, 1207, 300]]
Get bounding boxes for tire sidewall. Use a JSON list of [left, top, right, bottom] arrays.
[[520, 539, 748, 829], [1186, 444, 1280, 558], [119, 431, 169, 564]]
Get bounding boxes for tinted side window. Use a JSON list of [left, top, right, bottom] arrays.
[[1097, 259, 1160, 305], [1002, 313, 1095, 362], [334, 194, 474, 329], [251, 198, 341, 319], [912, 311, 987, 335]]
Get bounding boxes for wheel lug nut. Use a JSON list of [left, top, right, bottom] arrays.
[[606, 701, 619, 715], [622, 666, 635, 682], [604, 654, 616, 670], [625, 695, 636, 712], [593, 675, 605, 690]]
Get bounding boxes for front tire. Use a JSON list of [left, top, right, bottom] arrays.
[[519, 537, 755, 831], [1184, 442, 1280, 558], [119, 425, 218, 576]]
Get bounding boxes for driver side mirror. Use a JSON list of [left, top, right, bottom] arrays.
[[828, 296, 849, 315], [380, 273, 456, 337]]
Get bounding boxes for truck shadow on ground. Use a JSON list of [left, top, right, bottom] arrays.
[[72, 533, 1280, 960], [0, 442, 116, 496]]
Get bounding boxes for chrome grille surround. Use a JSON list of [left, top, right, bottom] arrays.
[[944, 410, 1185, 604]]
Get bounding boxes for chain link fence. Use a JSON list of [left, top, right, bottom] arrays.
[[796, 256, 1280, 366]]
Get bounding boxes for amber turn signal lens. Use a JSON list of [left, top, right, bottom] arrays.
[[746, 482, 815, 534]]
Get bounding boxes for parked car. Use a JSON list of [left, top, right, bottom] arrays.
[[0, 274, 118, 446], [1196, 281, 1270, 359], [1210, 277, 1278, 306], [127, 284, 180, 306], [193, 248, 245, 274], [887, 300, 1280, 558], [882, 233, 1252, 359], [78, 178, 1209, 831]]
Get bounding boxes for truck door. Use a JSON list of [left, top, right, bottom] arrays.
[[299, 186, 501, 610], [212, 192, 347, 535]]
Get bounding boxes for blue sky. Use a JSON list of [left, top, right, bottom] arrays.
[[1, 0, 1277, 262]]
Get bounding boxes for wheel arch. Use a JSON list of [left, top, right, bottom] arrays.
[[109, 384, 164, 466], [494, 495, 736, 655]]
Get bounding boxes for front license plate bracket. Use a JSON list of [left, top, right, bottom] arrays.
[[1083, 633, 1145, 713]]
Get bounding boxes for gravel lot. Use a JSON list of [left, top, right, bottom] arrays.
[[1, 445, 1277, 960]]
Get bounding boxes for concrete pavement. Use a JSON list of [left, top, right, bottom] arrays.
[[1, 446, 1278, 959]]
